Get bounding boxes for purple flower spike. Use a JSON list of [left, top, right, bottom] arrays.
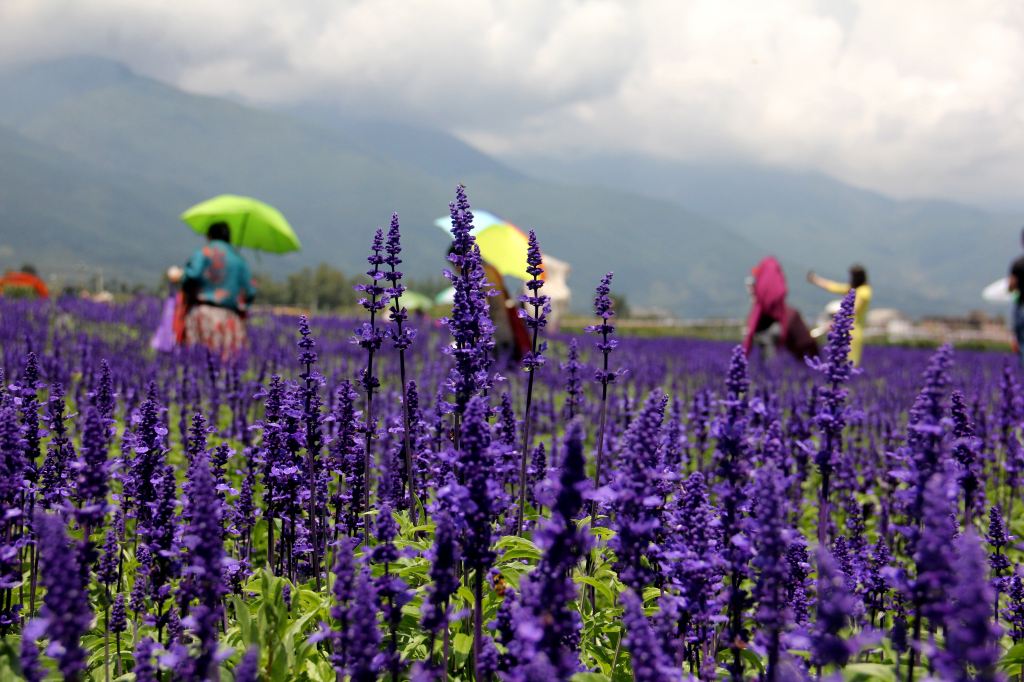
[[31, 512, 93, 680], [937, 530, 1002, 680]]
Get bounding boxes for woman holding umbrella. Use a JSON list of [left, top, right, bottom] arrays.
[[178, 194, 301, 358], [181, 221, 256, 358]]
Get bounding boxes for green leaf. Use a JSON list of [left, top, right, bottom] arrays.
[[999, 641, 1024, 671], [572, 673, 611, 682], [739, 647, 764, 674], [232, 594, 253, 644], [844, 663, 896, 682], [589, 526, 617, 541], [574, 575, 616, 606], [452, 632, 474, 670]]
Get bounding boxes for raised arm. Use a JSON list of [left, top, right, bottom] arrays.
[[183, 246, 208, 282], [807, 270, 849, 295]]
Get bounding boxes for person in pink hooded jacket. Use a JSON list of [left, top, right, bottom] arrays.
[[742, 256, 818, 361]]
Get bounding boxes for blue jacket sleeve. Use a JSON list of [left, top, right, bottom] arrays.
[[241, 257, 256, 304]]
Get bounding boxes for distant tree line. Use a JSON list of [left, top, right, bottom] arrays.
[[255, 262, 448, 311]]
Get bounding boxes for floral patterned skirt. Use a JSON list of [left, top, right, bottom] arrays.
[[184, 305, 247, 358]]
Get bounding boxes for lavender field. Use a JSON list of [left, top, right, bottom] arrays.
[[1, 192, 1023, 682]]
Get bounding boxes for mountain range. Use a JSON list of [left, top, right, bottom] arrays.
[[0, 56, 1018, 318]]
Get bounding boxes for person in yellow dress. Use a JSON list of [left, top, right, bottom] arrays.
[[807, 264, 872, 366]]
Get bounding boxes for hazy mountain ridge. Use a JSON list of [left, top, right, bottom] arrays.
[[501, 152, 1023, 316], [0, 56, 1013, 318], [0, 57, 768, 316]]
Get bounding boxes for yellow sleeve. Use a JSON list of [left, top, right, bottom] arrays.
[[819, 278, 850, 295]]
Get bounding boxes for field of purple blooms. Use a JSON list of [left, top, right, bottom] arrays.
[[1, 187, 1023, 681]]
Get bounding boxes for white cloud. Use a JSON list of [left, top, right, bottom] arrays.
[[1, 0, 1023, 205]]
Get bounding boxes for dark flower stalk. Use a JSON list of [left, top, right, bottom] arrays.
[[354, 228, 390, 523], [420, 505, 460, 675], [18, 352, 44, 622], [383, 213, 418, 511], [951, 390, 982, 524], [507, 419, 590, 678], [561, 338, 583, 421], [907, 474, 957, 682], [585, 272, 619, 506], [178, 452, 226, 679], [256, 375, 285, 568], [132, 637, 159, 682], [621, 589, 678, 682], [442, 185, 495, 423], [864, 538, 891, 628], [785, 536, 812, 628], [937, 530, 1002, 681], [750, 463, 793, 681], [987, 505, 1011, 619], [330, 381, 364, 539], [29, 512, 93, 681], [0, 390, 25, 629], [901, 344, 954, 544], [1004, 570, 1024, 643], [110, 593, 127, 676], [347, 565, 382, 682], [298, 315, 324, 588], [98, 527, 120, 681], [810, 547, 859, 675], [372, 504, 412, 680], [19, 627, 44, 682], [326, 537, 357, 674], [809, 289, 856, 546], [39, 383, 74, 511], [74, 405, 111, 532], [234, 646, 259, 682], [455, 397, 500, 679], [713, 346, 753, 680], [665, 471, 722, 674], [609, 390, 667, 593], [515, 230, 550, 535]]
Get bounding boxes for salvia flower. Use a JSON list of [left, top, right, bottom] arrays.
[[346, 565, 382, 682], [31, 512, 93, 680], [1003, 569, 1024, 643], [234, 646, 260, 682], [951, 390, 983, 521], [937, 530, 1002, 681], [609, 390, 667, 593], [621, 589, 680, 682], [421, 508, 461, 636], [808, 288, 856, 545], [750, 463, 795, 679], [179, 452, 226, 678], [73, 405, 111, 529], [810, 546, 858, 670], [518, 229, 551, 372], [442, 186, 496, 413], [132, 637, 159, 682], [507, 419, 590, 678]]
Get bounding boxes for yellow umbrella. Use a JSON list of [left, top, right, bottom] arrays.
[[434, 210, 537, 280]]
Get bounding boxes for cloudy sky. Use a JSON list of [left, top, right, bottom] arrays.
[[2, 0, 1023, 207]]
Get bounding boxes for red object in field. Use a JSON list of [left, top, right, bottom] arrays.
[[743, 256, 818, 360], [0, 272, 49, 298]]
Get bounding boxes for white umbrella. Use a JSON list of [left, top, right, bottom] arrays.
[[983, 277, 1015, 303], [435, 286, 456, 305]]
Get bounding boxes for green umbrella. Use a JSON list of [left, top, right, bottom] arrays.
[[181, 194, 302, 253]]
